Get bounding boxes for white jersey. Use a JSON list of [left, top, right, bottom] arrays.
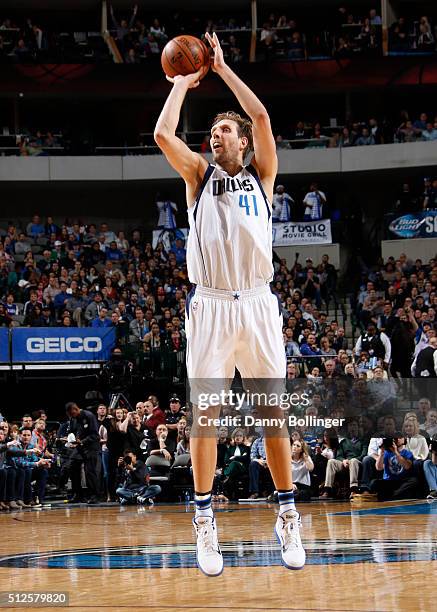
[[187, 163, 273, 291]]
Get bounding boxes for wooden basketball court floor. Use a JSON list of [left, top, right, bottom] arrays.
[[0, 499, 435, 612]]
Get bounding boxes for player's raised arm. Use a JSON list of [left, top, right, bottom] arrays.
[[205, 32, 277, 195], [154, 70, 208, 198]]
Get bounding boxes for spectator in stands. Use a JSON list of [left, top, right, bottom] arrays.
[[143, 399, 166, 436], [423, 439, 437, 499], [417, 18, 435, 52], [260, 22, 277, 61], [148, 423, 175, 462], [118, 411, 146, 459], [390, 307, 418, 381], [403, 417, 429, 463], [223, 429, 250, 500], [0, 304, 12, 327], [354, 323, 391, 369], [53, 281, 70, 313], [26, 215, 45, 239], [110, 3, 138, 47], [248, 435, 269, 499], [421, 122, 437, 141], [12, 427, 49, 507], [389, 17, 409, 52], [286, 31, 305, 60], [291, 439, 314, 500], [272, 185, 293, 222], [14, 232, 31, 255], [84, 292, 104, 324], [354, 127, 375, 146], [366, 434, 418, 501], [170, 239, 186, 265], [176, 426, 190, 456], [423, 409, 437, 439], [396, 119, 418, 143], [320, 419, 368, 499], [90, 306, 111, 328], [411, 336, 437, 377], [0, 426, 40, 510], [369, 9, 382, 26], [227, 35, 243, 63], [23, 291, 42, 319], [303, 183, 326, 220]]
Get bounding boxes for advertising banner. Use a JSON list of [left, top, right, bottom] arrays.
[[152, 228, 188, 251], [11, 328, 116, 363], [389, 211, 437, 239], [272, 219, 332, 246], [0, 328, 9, 363]]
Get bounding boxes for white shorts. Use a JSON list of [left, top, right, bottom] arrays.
[[185, 284, 286, 381]]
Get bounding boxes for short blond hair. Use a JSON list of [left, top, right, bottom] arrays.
[[211, 111, 253, 158]]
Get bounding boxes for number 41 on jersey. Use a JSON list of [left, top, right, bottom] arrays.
[[239, 194, 258, 216]]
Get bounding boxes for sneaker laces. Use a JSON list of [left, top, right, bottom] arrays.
[[196, 520, 217, 554], [281, 514, 301, 551]]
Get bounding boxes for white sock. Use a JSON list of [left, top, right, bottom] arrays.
[[194, 492, 213, 519], [278, 490, 296, 515]]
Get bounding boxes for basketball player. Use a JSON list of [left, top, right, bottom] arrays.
[[154, 32, 305, 576]]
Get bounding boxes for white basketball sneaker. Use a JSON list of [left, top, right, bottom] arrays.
[[193, 515, 224, 577], [275, 510, 306, 570]]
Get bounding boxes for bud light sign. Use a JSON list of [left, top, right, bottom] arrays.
[[389, 211, 437, 239], [12, 328, 116, 363]]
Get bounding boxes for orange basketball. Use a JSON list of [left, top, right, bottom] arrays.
[[161, 35, 210, 79]]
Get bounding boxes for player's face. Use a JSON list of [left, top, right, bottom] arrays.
[[210, 120, 247, 165]]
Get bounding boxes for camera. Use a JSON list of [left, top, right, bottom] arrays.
[[431, 440, 437, 453], [382, 437, 394, 450], [123, 455, 132, 466]]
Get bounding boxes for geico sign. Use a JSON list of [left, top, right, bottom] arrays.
[[26, 337, 103, 353]]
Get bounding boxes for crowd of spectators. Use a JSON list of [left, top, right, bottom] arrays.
[[1, 391, 436, 509], [0, 212, 437, 506], [0, 16, 110, 63], [0, 215, 190, 383], [389, 15, 436, 54], [2, 5, 436, 64], [349, 252, 437, 394], [274, 110, 437, 150], [4, 109, 437, 159]]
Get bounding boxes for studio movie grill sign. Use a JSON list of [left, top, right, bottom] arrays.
[[26, 337, 103, 353], [282, 221, 328, 237], [272, 219, 332, 246]]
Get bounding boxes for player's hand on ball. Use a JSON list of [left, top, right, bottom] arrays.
[[166, 69, 203, 89], [205, 32, 225, 72]]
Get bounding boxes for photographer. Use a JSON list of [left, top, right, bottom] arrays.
[[66, 402, 101, 504], [100, 348, 132, 392], [423, 438, 437, 500], [116, 449, 161, 505], [368, 434, 418, 501]]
